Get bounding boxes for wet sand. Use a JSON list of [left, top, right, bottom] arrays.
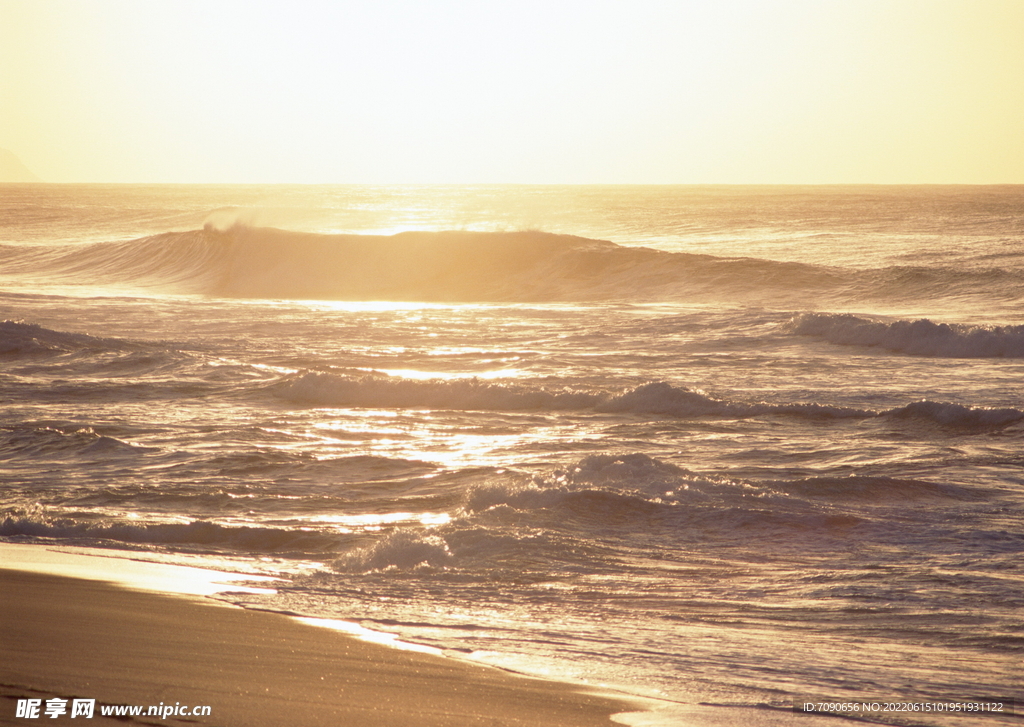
[[0, 564, 636, 726]]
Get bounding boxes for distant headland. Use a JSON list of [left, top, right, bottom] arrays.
[[0, 149, 43, 182]]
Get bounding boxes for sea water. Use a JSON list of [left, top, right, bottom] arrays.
[[1, 185, 1022, 725]]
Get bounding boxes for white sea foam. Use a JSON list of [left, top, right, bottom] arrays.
[[333, 530, 454, 572], [793, 312, 1024, 357]]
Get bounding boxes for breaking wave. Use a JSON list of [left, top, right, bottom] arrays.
[[884, 400, 1024, 429], [276, 373, 866, 419], [793, 312, 1024, 357], [331, 453, 877, 574], [5, 318, 1019, 434], [0, 453, 998, 564], [0, 230, 225, 293], [276, 373, 1024, 431], [595, 381, 866, 419], [4, 223, 1021, 304]]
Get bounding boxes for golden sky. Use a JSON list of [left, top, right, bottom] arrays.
[[2, 0, 1022, 183]]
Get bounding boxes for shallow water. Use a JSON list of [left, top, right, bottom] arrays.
[[1, 184, 1022, 724]]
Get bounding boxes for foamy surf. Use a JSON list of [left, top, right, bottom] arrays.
[[793, 312, 1024, 357]]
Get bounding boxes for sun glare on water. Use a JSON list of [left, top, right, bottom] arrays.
[[369, 368, 524, 381]]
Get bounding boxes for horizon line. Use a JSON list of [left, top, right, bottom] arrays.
[[4, 180, 1023, 187]]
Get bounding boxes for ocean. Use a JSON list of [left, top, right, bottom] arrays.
[[1, 184, 1022, 725]]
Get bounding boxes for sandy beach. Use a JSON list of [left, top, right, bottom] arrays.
[[0, 546, 636, 727]]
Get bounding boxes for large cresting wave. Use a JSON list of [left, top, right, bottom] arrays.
[[5, 223, 1022, 305]]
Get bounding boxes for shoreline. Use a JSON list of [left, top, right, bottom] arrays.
[[0, 543, 645, 726], [0, 543, 852, 727]]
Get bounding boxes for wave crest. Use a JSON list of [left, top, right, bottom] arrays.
[[333, 530, 454, 572], [0, 515, 346, 554], [885, 400, 1024, 429], [275, 373, 1023, 432], [0, 320, 129, 358], [598, 381, 866, 419], [0, 425, 155, 461], [0, 225, 855, 304], [793, 312, 1024, 358], [6, 222, 1022, 306]]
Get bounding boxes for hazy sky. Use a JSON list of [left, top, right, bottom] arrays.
[[2, 0, 1022, 183]]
